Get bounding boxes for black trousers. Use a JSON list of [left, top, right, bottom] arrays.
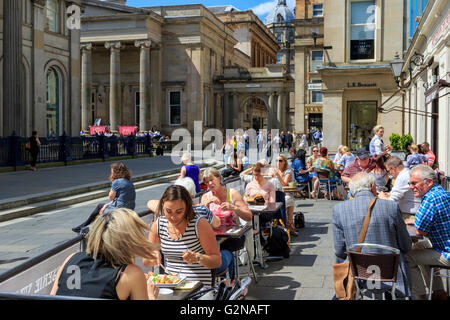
[[30, 151, 39, 167], [76, 202, 105, 229]]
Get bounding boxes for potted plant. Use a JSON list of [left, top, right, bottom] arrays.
[[389, 133, 413, 160]]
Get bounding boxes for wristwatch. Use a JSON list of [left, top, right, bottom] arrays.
[[197, 253, 203, 263]]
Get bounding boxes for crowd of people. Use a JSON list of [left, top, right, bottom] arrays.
[[47, 121, 449, 301]]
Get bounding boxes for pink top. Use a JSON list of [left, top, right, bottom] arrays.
[[245, 180, 276, 203]]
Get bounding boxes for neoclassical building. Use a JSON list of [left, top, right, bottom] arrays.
[[0, 0, 82, 137], [81, 0, 286, 134]]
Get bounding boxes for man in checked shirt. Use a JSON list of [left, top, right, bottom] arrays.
[[405, 165, 450, 300]]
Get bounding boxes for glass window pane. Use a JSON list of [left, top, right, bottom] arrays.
[[170, 105, 181, 125], [350, 24, 375, 40], [312, 90, 322, 103], [347, 101, 377, 150], [312, 51, 323, 61], [170, 91, 180, 105], [351, 1, 375, 24], [46, 68, 59, 135]]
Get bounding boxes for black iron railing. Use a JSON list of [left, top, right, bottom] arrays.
[[0, 131, 179, 168]]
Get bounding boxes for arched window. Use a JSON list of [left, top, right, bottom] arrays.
[[46, 0, 60, 33], [46, 67, 60, 136], [277, 14, 284, 23]]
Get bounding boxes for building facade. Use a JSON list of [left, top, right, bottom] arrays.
[[293, 0, 324, 136], [314, 0, 409, 152], [0, 0, 82, 137], [402, 0, 449, 173], [81, 0, 251, 134]]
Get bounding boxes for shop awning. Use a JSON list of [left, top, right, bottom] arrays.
[[425, 79, 450, 105]]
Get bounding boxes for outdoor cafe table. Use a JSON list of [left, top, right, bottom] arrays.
[[247, 202, 283, 269], [407, 224, 423, 242], [214, 222, 252, 246]]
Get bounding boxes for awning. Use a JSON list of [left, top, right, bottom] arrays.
[[425, 79, 450, 105]]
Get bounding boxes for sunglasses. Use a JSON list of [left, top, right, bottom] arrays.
[[313, 150, 319, 152], [277, 159, 284, 162]]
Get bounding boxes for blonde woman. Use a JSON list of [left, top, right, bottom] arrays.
[[51, 208, 160, 300], [369, 125, 392, 157], [269, 154, 296, 233], [337, 146, 356, 170], [180, 153, 202, 193]]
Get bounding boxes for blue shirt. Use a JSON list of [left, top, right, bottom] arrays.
[[415, 185, 450, 260], [104, 178, 136, 213], [291, 159, 310, 183], [405, 153, 428, 169]]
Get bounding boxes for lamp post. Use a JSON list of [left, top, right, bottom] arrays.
[[390, 51, 424, 89]]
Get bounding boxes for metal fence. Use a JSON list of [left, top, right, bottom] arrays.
[[0, 131, 180, 168]]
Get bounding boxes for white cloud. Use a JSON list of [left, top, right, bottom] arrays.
[[251, 0, 277, 16], [250, 0, 296, 16]]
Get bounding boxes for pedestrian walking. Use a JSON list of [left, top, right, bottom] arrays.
[[28, 130, 41, 171]]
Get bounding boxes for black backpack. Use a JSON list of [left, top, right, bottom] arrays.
[[264, 221, 290, 258], [294, 212, 305, 229]]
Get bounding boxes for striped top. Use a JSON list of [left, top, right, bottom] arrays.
[[157, 216, 212, 286]]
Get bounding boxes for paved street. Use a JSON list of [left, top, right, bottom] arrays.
[[0, 152, 339, 299]]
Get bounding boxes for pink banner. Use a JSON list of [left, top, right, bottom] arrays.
[[90, 125, 106, 135], [119, 126, 136, 136]]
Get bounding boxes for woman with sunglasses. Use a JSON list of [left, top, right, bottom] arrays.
[[51, 208, 161, 300], [269, 154, 296, 233]]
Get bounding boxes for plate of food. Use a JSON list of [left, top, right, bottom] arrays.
[[245, 193, 265, 205], [146, 272, 187, 288]]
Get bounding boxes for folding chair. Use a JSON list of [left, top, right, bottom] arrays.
[[347, 243, 400, 300], [428, 265, 450, 300], [314, 168, 338, 200]]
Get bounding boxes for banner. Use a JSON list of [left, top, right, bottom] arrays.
[[90, 125, 106, 135], [119, 126, 136, 136]]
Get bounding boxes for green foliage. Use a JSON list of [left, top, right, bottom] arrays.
[[400, 134, 414, 151], [389, 133, 401, 151], [389, 133, 414, 151]]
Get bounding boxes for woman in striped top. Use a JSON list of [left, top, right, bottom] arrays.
[[143, 185, 221, 287]]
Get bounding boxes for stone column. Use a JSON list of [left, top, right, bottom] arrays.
[[223, 94, 230, 130], [3, 0, 23, 136], [135, 40, 151, 131], [268, 93, 276, 130], [81, 43, 92, 131], [232, 93, 240, 129], [105, 41, 122, 130], [277, 93, 285, 130]]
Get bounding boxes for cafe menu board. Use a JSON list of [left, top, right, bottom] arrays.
[[119, 126, 136, 136], [90, 125, 106, 135]]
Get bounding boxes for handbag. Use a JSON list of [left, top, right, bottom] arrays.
[[333, 197, 376, 300], [25, 142, 31, 150]]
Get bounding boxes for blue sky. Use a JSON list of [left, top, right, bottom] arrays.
[[125, 0, 296, 23]]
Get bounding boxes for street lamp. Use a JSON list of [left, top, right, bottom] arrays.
[[390, 51, 424, 88]]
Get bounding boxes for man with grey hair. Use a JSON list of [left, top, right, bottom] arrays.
[[378, 156, 421, 220], [332, 172, 412, 298], [405, 165, 450, 300]]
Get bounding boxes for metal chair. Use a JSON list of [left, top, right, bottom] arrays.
[[428, 265, 450, 300], [296, 180, 311, 199], [314, 168, 338, 200], [347, 243, 400, 300]]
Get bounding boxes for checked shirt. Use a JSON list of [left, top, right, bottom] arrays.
[[415, 185, 450, 260]]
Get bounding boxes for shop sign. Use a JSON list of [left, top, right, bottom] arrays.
[[307, 83, 322, 90], [347, 82, 377, 88], [432, 11, 450, 47]]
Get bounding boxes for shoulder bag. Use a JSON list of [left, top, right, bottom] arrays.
[[333, 197, 376, 300]]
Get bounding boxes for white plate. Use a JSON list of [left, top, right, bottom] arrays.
[[150, 274, 187, 288]]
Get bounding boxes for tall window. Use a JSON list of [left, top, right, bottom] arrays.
[[311, 50, 324, 72], [169, 91, 181, 125], [350, 1, 375, 60], [135, 92, 140, 126], [311, 80, 323, 103], [312, 4, 323, 17], [46, 0, 60, 33], [46, 68, 60, 136]]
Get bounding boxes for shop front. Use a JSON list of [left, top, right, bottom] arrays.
[[319, 65, 403, 152]]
